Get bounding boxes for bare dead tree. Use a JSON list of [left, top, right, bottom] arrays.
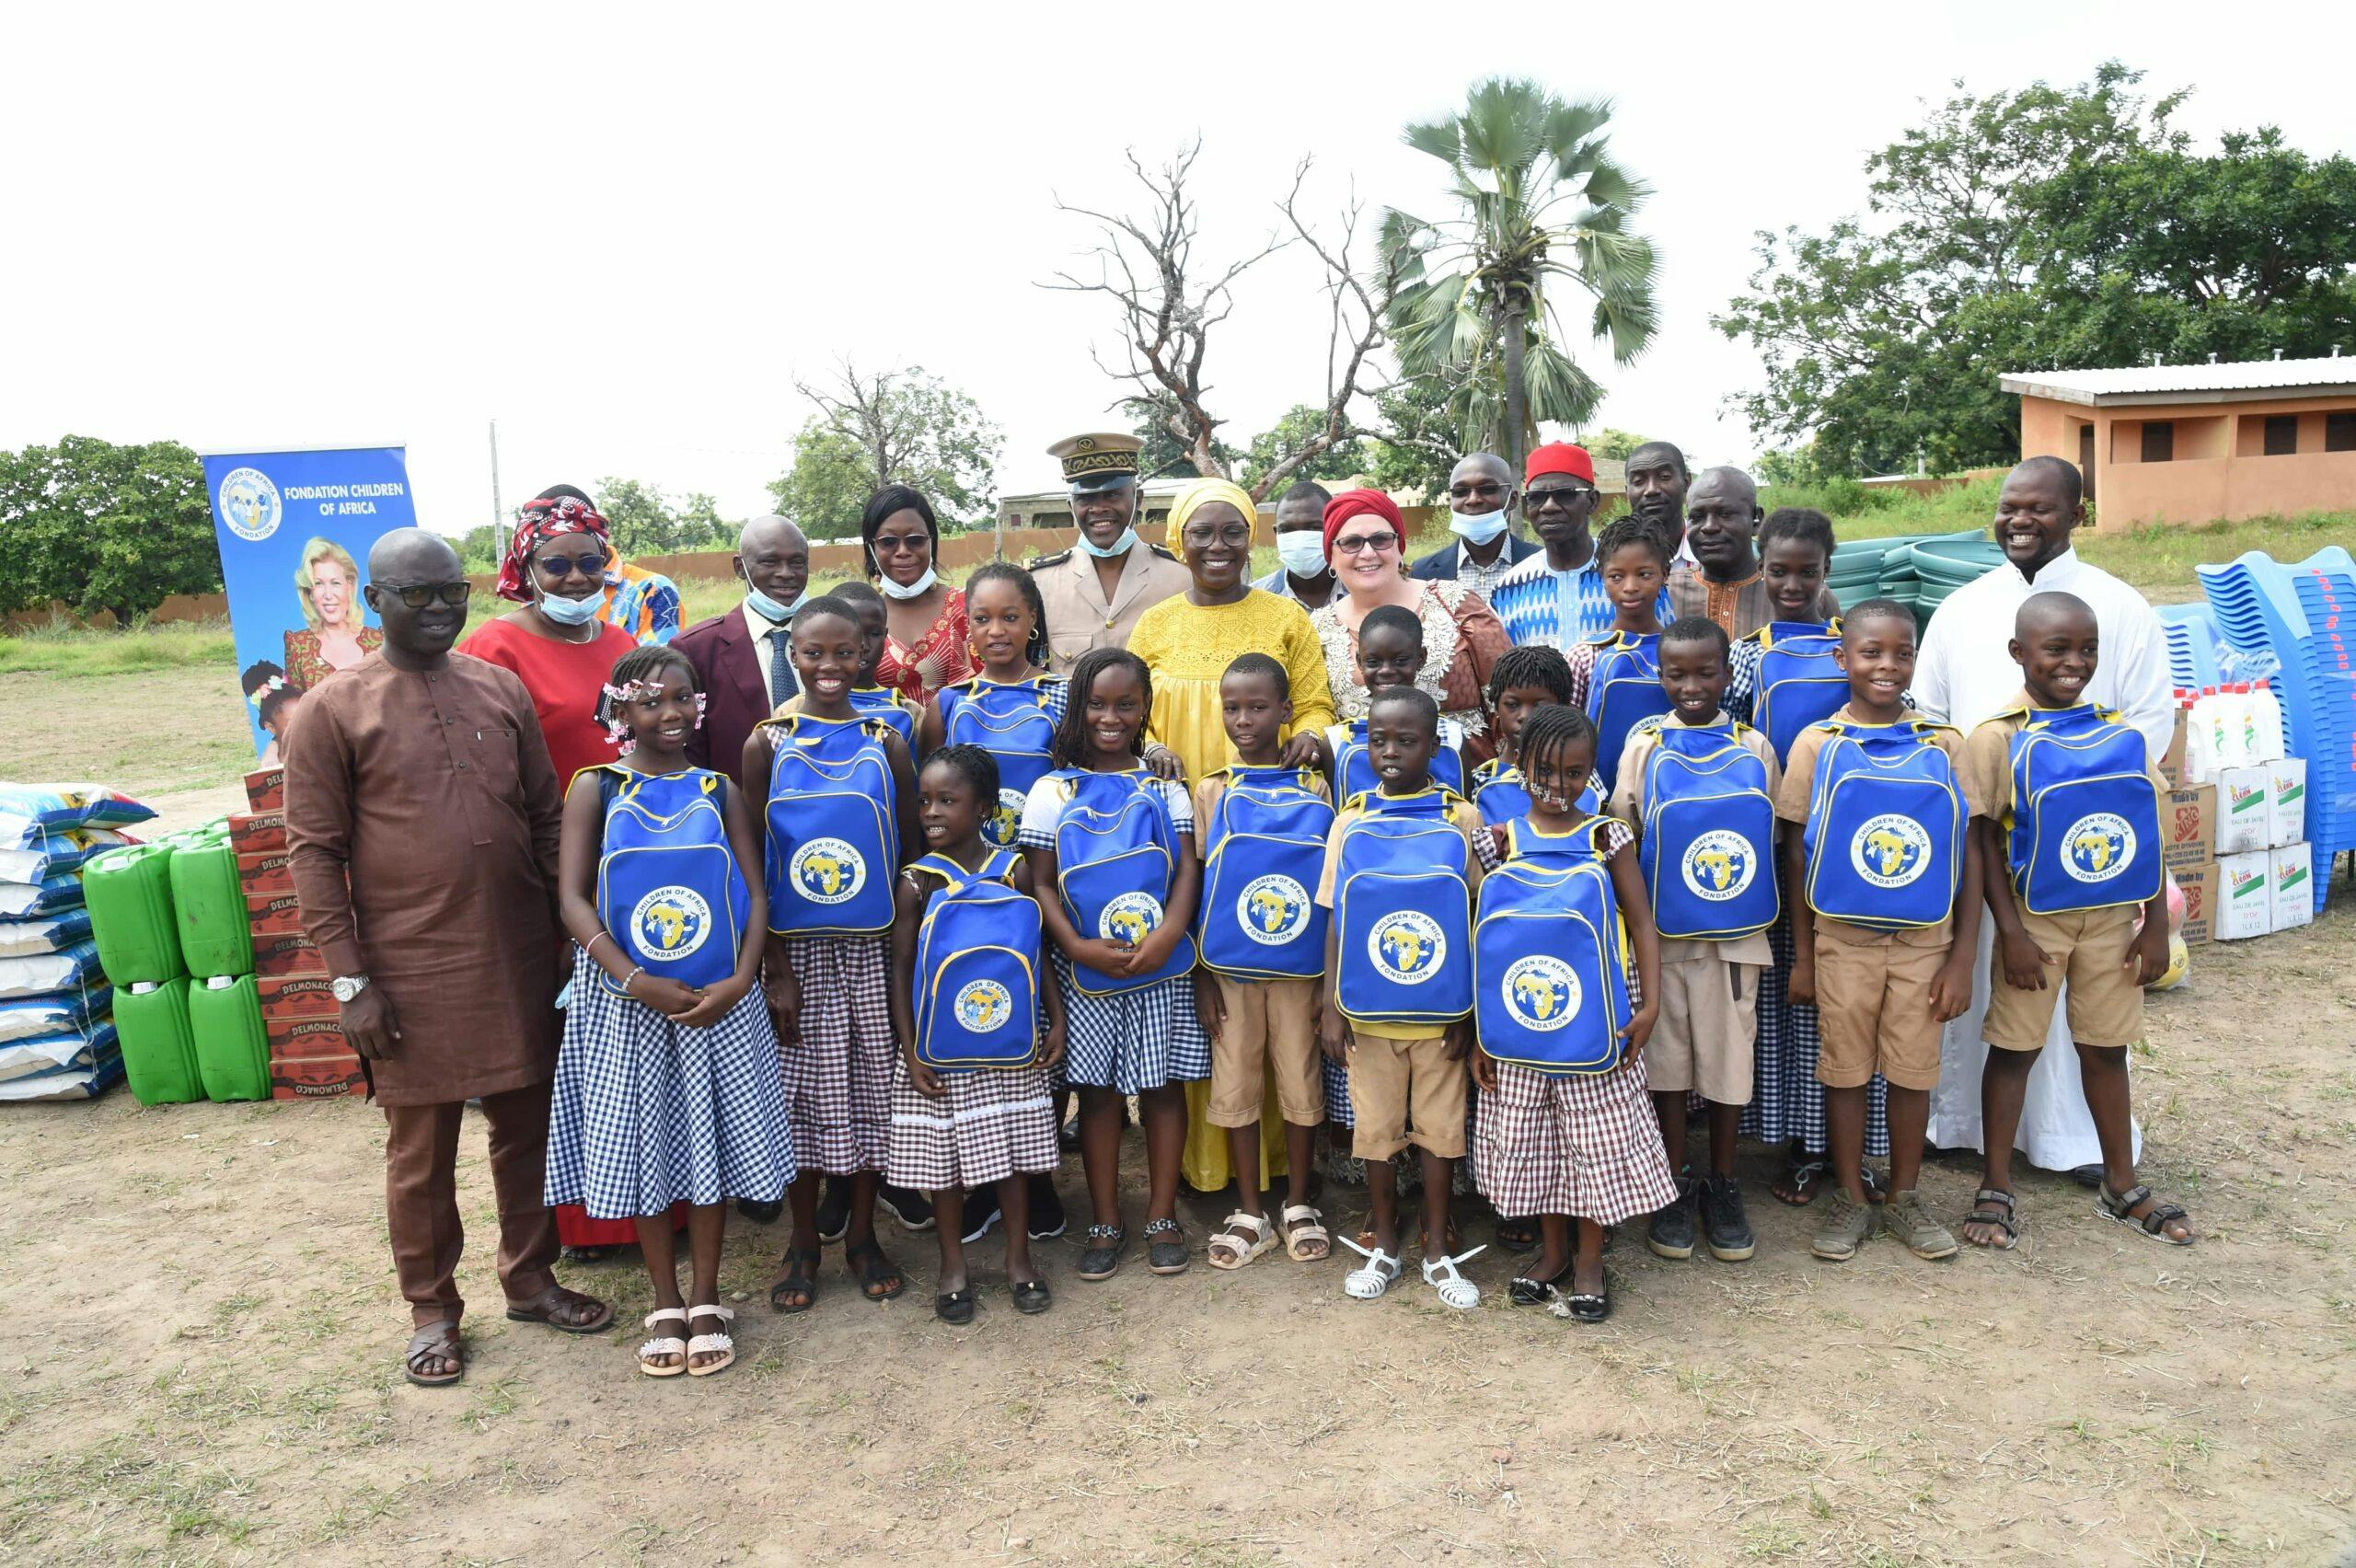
[[1041, 141, 1289, 481], [793, 359, 918, 491]]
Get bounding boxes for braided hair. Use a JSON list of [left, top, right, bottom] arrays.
[[1759, 506, 1837, 567], [1595, 515, 1670, 573], [1051, 647, 1153, 767], [1485, 644, 1575, 709], [966, 561, 1052, 669], [595, 643, 699, 731], [1515, 701, 1600, 804], [922, 741, 1000, 803]]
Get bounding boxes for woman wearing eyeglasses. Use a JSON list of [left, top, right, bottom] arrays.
[[862, 486, 975, 702], [460, 495, 652, 1261], [1308, 489, 1509, 767]]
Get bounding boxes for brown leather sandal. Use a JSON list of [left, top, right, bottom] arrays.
[[404, 1319, 465, 1387], [502, 1284, 616, 1334]]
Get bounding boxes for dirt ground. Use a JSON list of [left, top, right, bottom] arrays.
[[6, 663, 2355, 1565]]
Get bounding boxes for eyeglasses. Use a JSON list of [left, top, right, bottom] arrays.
[[1525, 485, 1596, 508], [1331, 532, 1397, 557], [1182, 522, 1253, 548], [536, 553, 609, 578], [383, 581, 473, 609]]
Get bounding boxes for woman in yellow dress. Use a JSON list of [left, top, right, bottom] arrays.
[[1126, 478, 1336, 1199]]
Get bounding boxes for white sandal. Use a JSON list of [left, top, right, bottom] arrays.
[[1338, 1236, 1403, 1299], [685, 1303, 736, 1378], [1279, 1203, 1331, 1262], [1207, 1211, 1276, 1270], [638, 1308, 689, 1378], [1422, 1245, 1488, 1310]]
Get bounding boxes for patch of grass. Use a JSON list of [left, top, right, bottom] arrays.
[[0, 616, 237, 676]]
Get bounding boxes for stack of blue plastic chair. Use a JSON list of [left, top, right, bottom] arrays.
[[2195, 548, 2356, 915], [2154, 601, 2226, 692]]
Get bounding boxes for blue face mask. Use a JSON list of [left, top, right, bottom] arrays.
[[1074, 525, 1138, 560], [1449, 506, 1511, 546], [744, 582, 806, 625], [537, 590, 601, 627]]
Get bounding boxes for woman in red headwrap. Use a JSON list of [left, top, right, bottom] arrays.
[[460, 497, 661, 1259], [1308, 489, 1509, 765]]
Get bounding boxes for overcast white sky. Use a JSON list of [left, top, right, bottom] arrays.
[[4, 2, 2350, 533]]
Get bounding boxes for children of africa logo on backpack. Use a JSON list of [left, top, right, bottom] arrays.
[[1369, 910, 1445, 984], [1099, 892, 1163, 944], [953, 978, 1013, 1032], [1501, 954, 1581, 1032], [1680, 830, 1757, 902], [1236, 874, 1311, 946], [989, 788, 1026, 847], [1849, 813, 1933, 889], [630, 885, 712, 957], [790, 837, 867, 905], [2062, 813, 2134, 882]]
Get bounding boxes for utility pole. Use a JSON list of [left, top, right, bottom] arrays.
[[488, 419, 505, 561]]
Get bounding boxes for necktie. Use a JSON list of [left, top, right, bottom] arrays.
[[768, 626, 797, 707]]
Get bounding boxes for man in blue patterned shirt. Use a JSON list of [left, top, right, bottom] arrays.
[[1488, 443, 1671, 647]]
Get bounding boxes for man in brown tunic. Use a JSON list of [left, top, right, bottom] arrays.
[[284, 528, 612, 1386]]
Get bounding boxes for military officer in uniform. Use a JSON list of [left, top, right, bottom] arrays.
[[1030, 432, 1192, 674]]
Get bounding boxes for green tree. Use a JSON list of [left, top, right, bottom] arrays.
[[1576, 427, 1646, 463], [1241, 404, 1367, 490], [0, 435, 219, 623], [768, 421, 875, 540], [775, 363, 1003, 529], [1380, 77, 1660, 478], [1715, 63, 2356, 477], [591, 477, 733, 555], [1365, 374, 1467, 500], [1124, 395, 1237, 479]]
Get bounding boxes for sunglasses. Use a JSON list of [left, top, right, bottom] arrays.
[[1331, 532, 1397, 557], [1525, 484, 1597, 507], [383, 581, 473, 609], [536, 553, 610, 578]]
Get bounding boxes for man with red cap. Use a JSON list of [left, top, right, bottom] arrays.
[[1486, 443, 1670, 647]]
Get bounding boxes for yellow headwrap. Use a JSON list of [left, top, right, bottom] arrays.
[[1165, 478, 1261, 547]]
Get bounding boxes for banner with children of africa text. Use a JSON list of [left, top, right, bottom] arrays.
[[199, 446, 419, 761]]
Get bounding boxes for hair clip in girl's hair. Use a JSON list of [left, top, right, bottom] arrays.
[[604, 719, 636, 756], [246, 674, 289, 710], [694, 691, 709, 728], [602, 678, 660, 705]]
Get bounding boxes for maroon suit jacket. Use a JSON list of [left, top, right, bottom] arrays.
[[675, 607, 777, 790]]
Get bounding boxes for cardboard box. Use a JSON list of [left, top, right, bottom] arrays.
[[250, 931, 328, 978], [270, 1050, 366, 1101], [242, 766, 284, 815], [2214, 767, 2270, 856], [2159, 783, 2216, 870], [226, 810, 286, 855], [2174, 859, 2219, 945], [2269, 757, 2307, 848], [256, 972, 340, 1023], [2215, 850, 2273, 940], [2158, 704, 2189, 789], [2270, 842, 2315, 931], [265, 1013, 350, 1058], [245, 891, 304, 939], [236, 848, 295, 898]]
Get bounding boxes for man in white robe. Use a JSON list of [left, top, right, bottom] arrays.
[[1911, 457, 2173, 1174]]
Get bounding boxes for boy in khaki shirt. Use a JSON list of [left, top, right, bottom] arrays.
[[1776, 601, 1981, 1262], [1956, 591, 2191, 1251]]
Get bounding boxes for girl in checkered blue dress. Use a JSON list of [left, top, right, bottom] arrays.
[[546, 645, 796, 1378], [1019, 649, 1206, 1284]]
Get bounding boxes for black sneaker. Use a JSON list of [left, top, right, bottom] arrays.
[[815, 1176, 849, 1243], [734, 1197, 783, 1224], [1646, 1181, 1697, 1261], [1699, 1174, 1756, 1262], [959, 1189, 1003, 1244], [877, 1182, 937, 1233], [1026, 1174, 1067, 1239]]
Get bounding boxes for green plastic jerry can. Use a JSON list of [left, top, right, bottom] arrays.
[[83, 841, 186, 986], [169, 824, 252, 978], [188, 974, 270, 1101], [117, 976, 203, 1105]]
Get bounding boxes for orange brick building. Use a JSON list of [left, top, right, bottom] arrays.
[[2001, 356, 2356, 525]]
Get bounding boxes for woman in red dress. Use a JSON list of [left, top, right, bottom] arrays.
[[460, 495, 652, 1258], [863, 485, 974, 702]]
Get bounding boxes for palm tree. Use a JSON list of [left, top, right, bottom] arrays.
[[1381, 78, 1659, 478]]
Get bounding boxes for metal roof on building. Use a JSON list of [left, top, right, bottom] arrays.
[[2000, 355, 2356, 407]]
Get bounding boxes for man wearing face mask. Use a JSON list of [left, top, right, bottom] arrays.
[[1029, 432, 1191, 674], [1624, 440, 1700, 570], [1409, 452, 1540, 599], [1488, 442, 1672, 647], [1253, 479, 1339, 608], [674, 514, 812, 791]]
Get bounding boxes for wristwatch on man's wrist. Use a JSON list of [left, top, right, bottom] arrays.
[[331, 974, 370, 1004]]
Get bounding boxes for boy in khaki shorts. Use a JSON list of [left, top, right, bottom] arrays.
[[1778, 601, 1982, 1262], [1958, 591, 2192, 1251], [1610, 617, 1779, 1265]]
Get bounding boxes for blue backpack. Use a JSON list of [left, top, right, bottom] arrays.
[[1801, 718, 1964, 931], [1334, 789, 1473, 1026], [594, 766, 750, 994], [1052, 771, 1199, 995], [940, 675, 1060, 850], [1334, 716, 1465, 802], [761, 714, 898, 936], [1585, 631, 1673, 793], [848, 686, 917, 749], [1474, 817, 1632, 1075], [910, 849, 1041, 1070], [1198, 766, 1333, 981], [1750, 619, 1848, 761], [1472, 759, 1600, 826], [2004, 704, 2164, 915], [1637, 721, 1780, 940]]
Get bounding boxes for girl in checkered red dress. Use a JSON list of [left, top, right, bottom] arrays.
[[886, 745, 1068, 1324], [1471, 704, 1679, 1323]]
